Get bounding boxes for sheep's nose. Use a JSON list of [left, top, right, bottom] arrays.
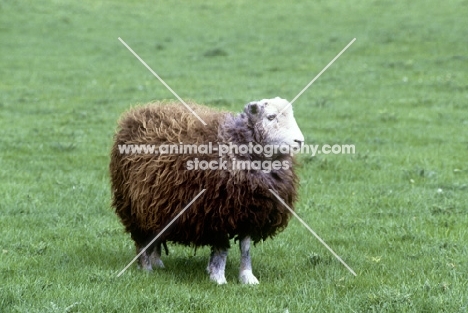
[[294, 139, 304, 147]]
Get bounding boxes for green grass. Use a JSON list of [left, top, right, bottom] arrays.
[[1, 0, 467, 312]]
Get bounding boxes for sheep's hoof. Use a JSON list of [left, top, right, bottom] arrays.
[[138, 263, 153, 271], [239, 270, 259, 285], [150, 251, 165, 269], [151, 259, 165, 269], [138, 257, 153, 271], [209, 272, 228, 285]]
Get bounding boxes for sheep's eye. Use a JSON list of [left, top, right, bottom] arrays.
[[267, 114, 277, 121]]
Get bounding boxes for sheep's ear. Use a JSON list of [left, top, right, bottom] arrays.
[[247, 102, 259, 115]]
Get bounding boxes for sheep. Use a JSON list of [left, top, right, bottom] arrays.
[[109, 97, 304, 284]]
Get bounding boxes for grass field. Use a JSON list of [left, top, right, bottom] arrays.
[[1, 0, 467, 312]]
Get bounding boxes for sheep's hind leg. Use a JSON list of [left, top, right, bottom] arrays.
[[239, 236, 259, 285], [136, 238, 165, 271], [207, 248, 228, 285], [132, 229, 155, 271], [149, 241, 165, 269], [137, 246, 153, 271]]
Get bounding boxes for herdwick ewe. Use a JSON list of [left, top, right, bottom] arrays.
[[110, 97, 304, 284]]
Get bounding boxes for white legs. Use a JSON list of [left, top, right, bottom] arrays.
[[206, 237, 259, 284], [238, 237, 259, 285], [138, 238, 260, 284], [207, 248, 228, 284]]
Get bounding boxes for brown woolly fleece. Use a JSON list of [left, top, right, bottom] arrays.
[[109, 101, 299, 251]]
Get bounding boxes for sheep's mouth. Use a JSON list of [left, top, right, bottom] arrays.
[[290, 146, 302, 154], [278, 142, 303, 154]]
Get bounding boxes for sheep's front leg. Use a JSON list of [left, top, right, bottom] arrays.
[[207, 248, 228, 284], [239, 236, 259, 284]]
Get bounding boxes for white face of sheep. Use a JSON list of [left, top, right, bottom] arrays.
[[245, 97, 304, 152]]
